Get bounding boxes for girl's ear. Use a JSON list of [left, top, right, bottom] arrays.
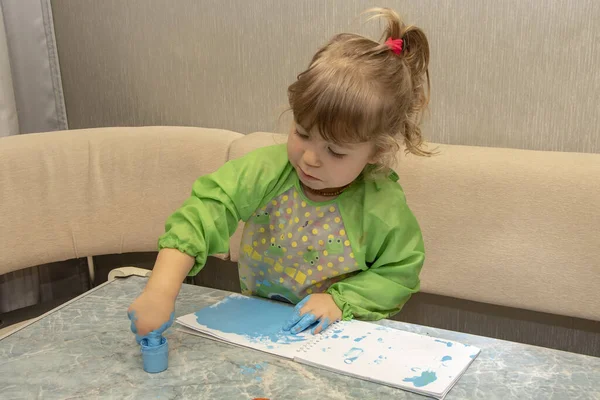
[[368, 145, 381, 164]]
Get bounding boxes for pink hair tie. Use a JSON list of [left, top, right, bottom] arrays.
[[385, 37, 404, 55]]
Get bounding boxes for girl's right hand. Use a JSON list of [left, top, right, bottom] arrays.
[[127, 290, 175, 337]]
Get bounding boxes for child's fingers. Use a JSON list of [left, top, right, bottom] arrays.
[[290, 312, 318, 334], [282, 296, 312, 331], [282, 308, 302, 331], [127, 310, 139, 334], [127, 309, 136, 321], [311, 317, 331, 335]]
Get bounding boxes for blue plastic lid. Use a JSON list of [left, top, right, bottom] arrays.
[[140, 336, 168, 373]]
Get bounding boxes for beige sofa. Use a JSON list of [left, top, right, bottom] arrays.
[[1, 127, 599, 338]]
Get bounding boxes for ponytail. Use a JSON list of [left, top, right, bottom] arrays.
[[365, 8, 432, 157]]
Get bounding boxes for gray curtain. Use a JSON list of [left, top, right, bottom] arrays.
[[0, 3, 17, 136], [0, 0, 67, 134], [0, 0, 71, 314]]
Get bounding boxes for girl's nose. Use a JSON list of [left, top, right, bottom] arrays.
[[303, 150, 321, 167]]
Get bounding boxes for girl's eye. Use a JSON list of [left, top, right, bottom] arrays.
[[328, 148, 346, 158], [295, 130, 309, 140]]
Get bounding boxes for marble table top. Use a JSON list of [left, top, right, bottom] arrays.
[[1, 276, 599, 399]]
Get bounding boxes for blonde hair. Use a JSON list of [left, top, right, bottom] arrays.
[[287, 8, 432, 169]]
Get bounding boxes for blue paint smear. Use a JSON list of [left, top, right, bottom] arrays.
[[240, 363, 266, 374], [332, 334, 339, 339], [470, 354, 476, 359], [377, 337, 384, 343], [344, 347, 364, 364], [240, 366, 255, 374], [403, 371, 438, 387], [374, 355, 387, 365], [354, 335, 367, 342], [441, 356, 452, 362], [194, 295, 307, 345], [341, 335, 350, 339], [435, 339, 453, 347], [240, 363, 267, 382]]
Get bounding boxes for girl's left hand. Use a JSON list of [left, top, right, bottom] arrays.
[[282, 293, 342, 335]]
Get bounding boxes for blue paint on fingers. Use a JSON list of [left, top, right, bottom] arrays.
[[282, 296, 310, 331], [127, 311, 174, 373], [291, 313, 318, 334], [311, 317, 331, 335]]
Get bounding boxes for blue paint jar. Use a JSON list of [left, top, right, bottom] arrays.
[[140, 336, 168, 373]]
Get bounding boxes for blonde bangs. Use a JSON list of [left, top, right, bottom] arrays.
[[288, 57, 386, 145]]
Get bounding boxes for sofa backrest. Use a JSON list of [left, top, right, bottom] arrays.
[[2, 127, 599, 322], [0, 126, 241, 276], [229, 132, 600, 322]]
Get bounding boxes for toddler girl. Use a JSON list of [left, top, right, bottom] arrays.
[[129, 7, 431, 337]]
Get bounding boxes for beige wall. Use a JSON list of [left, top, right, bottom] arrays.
[[51, 0, 600, 153]]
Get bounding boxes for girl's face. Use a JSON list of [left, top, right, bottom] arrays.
[[287, 123, 377, 191]]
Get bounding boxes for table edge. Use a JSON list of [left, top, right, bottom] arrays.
[[0, 278, 118, 341]]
